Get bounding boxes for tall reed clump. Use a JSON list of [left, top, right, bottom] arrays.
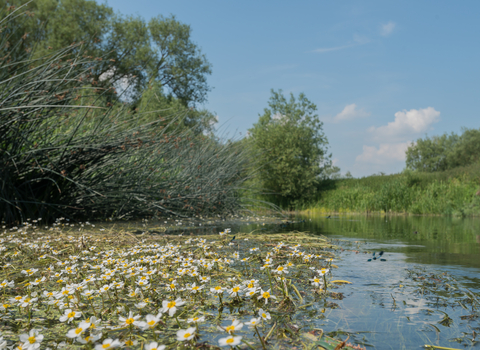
[[0, 7, 253, 225], [308, 166, 480, 216]]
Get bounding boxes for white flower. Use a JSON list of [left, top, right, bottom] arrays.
[[94, 338, 121, 350], [139, 314, 161, 330], [228, 285, 243, 297], [317, 268, 329, 276], [59, 309, 82, 323], [218, 336, 242, 347], [310, 276, 323, 287], [210, 286, 225, 294], [245, 317, 261, 328], [176, 327, 196, 341], [144, 342, 166, 350], [66, 321, 91, 338], [19, 329, 44, 347], [258, 308, 271, 320], [187, 315, 205, 324], [78, 333, 102, 344], [118, 311, 142, 327], [257, 289, 276, 304], [245, 287, 258, 298], [0, 280, 14, 289], [225, 319, 243, 334], [273, 265, 288, 275], [162, 298, 185, 317]]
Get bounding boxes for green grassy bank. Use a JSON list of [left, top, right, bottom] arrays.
[[304, 163, 480, 217]]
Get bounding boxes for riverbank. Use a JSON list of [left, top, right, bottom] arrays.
[[305, 163, 480, 217]]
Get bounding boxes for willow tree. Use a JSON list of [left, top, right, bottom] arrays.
[[249, 89, 331, 206]]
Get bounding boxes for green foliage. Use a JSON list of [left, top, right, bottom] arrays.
[[309, 163, 480, 216], [0, 11, 248, 225], [1, 0, 212, 105], [249, 89, 330, 207], [406, 128, 480, 172], [137, 81, 217, 136]]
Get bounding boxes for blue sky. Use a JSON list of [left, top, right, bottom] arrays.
[[106, 0, 480, 177]]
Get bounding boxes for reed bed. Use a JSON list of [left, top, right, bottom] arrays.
[[0, 7, 253, 225], [308, 168, 480, 216]]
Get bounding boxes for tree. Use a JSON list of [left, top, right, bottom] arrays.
[[1, 0, 212, 106], [136, 81, 217, 136], [249, 89, 331, 206], [406, 128, 480, 172]]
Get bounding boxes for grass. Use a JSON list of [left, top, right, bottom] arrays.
[[305, 164, 480, 216], [1, 7, 254, 225], [0, 219, 364, 350]]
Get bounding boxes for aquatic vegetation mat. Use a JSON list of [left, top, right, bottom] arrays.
[[0, 220, 362, 349]]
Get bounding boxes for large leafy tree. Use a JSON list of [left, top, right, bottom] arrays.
[[1, 0, 212, 106], [249, 89, 331, 206]]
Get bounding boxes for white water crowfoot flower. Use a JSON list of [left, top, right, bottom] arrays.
[[66, 321, 91, 338], [310, 276, 323, 287], [19, 329, 43, 348], [317, 268, 329, 276], [119, 311, 142, 327], [78, 333, 102, 344], [258, 308, 271, 321], [257, 289, 276, 304], [218, 336, 242, 347], [245, 317, 261, 328], [176, 327, 196, 341], [187, 315, 205, 324], [0, 280, 14, 289], [59, 309, 82, 323], [138, 314, 161, 330], [162, 298, 185, 316], [225, 319, 243, 334], [145, 342, 166, 350], [94, 338, 121, 350]]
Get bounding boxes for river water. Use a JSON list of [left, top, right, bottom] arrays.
[[107, 214, 480, 349], [275, 214, 480, 349]]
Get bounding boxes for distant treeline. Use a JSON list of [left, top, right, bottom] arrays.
[[406, 128, 480, 172]]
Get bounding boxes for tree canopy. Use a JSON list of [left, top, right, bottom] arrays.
[[406, 128, 480, 172], [1, 0, 212, 106], [248, 89, 331, 206]]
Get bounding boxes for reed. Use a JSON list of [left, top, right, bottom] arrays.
[[305, 164, 480, 216], [0, 8, 254, 225]]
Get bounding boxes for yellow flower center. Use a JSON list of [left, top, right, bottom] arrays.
[[262, 292, 270, 298], [68, 312, 75, 318], [262, 313, 267, 318], [226, 338, 234, 344], [75, 327, 83, 334], [233, 287, 240, 292], [277, 266, 284, 271], [28, 336, 36, 344], [102, 344, 111, 349], [148, 320, 155, 326], [167, 301, 176, 308], [184, 333, 191, 338], [226, 325, 234, 332], [126, 318, 134, 325], [215, 286, 222, 290]]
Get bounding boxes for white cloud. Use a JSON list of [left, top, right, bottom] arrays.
[[333, 103, 370, 122], [369, 107, 440, 140], [381, 21, 396, 37], [313, 34, 370, 53], [355, 142, 410, 165]]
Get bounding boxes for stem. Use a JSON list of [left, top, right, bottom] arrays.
[[254, 326, 267, 350]]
